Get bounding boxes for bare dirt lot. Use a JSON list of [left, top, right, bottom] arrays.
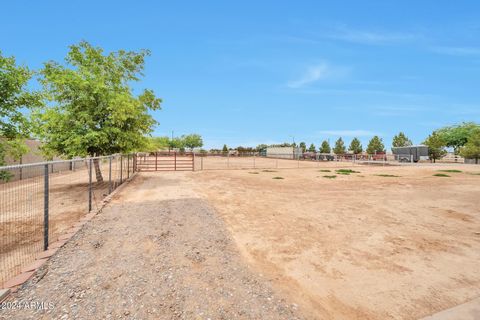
[[185, 162, 480, 319], [2, 160, 480, 319]]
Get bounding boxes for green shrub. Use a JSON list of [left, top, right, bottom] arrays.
[[433, 173, 450, 177], [272, 176, 284, 179], [323, 175, 337, 179], [336, 169, 360, 174]]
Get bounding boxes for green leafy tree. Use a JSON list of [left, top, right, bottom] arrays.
[[34, 41, 161, 181], [460, 128, 480, 164], [423, 132, 447, 163], [333, 137, 346, 155], [299, 142, 306, 152], [182, 134, 203, 151], [366, 136, 385, 154], [392, 132, 412, 148], [436, 122, 480, 154], [319, 140, 331, 153], [308, 143, 316, 152], [169, 137, 184, 150], [144, 136, 170, 152], [348, 137, 363, 154], [222, 144, 228, 154], [256, 144, 268, 152], [0, 51, 42, 175]]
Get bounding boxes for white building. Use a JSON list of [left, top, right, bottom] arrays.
[[266, 146, 302, 159]]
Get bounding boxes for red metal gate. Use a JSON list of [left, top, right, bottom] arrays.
[[135, 152, 194, 172]]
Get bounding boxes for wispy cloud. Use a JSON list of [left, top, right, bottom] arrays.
[[316, 130, 378, 137], [325, 25, 419, 45], [430, 46, 480, 56], [287, 62, 348, 88]]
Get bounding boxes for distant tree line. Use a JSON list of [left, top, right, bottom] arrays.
[[145, 134, 203, 152], [213, 123, 480, 163]]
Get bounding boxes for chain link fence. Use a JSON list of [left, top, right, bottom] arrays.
[[0, 154, 135, 285]]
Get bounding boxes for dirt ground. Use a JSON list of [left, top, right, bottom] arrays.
[[0, 173, 302, 320], [185, 163, 480, 319], [2, 160, 480, 319]]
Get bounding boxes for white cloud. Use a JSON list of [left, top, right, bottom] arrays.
[[316, 130, 378, 137], [287, 62, 348, 88], [326, 25, 419, 45], [430, 46, 480, 56]]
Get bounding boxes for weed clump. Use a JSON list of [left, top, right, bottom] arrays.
[[433, 173, 450, 177], [335, 169, 360, 175], [376, 174, 400, 177], [272, 176, 284, 179], [323, 175, 337, 179]]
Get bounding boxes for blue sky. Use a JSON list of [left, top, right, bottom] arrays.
[[1, 1, 480, 149]]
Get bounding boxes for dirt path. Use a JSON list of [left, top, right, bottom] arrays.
[[0, 173, 303, 320]]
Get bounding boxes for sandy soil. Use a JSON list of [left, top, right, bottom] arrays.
[[185, 163, 480, 319], [3, 160, 480, 319], [1, 173, 303, 320]]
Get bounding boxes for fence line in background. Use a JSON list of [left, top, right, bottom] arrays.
[[0, 153, 136, 286]]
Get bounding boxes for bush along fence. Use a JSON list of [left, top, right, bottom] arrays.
[[0, 154, 136, 286]]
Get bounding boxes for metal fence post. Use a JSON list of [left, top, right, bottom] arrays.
[[108, 156, 112, 194], [43, 164, 49, 251], [88, 159, 93, 212], [192, 152, 195, 171], [120, 155, 123, 184], [127, 154, 130, 179], [155, 152, 158, 171], [253, 154, 256, 169], [174, 152, 177, 171], [201, 156, 204, 170], [133, 154, 137, 172]]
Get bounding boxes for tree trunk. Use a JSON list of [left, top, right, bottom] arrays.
[[93, 158, 103, 182]]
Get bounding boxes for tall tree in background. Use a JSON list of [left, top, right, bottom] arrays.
[[423, 132, 447, 163], [435, 122, 480, 154], [256, 144, 268, 152], [222, 144, 228, 154], [299, 142, 306, 152], [0, 51, 42, 173], [333, 137, 346, 155], [319, 140, 331, 153], [182, 134, 203, 151], [34, 42, 161, 181], [460, 128, 480, 164], [144, 136, 170, 152], [348, 137, 363, 154], [366, 136, 385, 154], [392, 132, 412, 148], [308, 143, 316, 152]]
